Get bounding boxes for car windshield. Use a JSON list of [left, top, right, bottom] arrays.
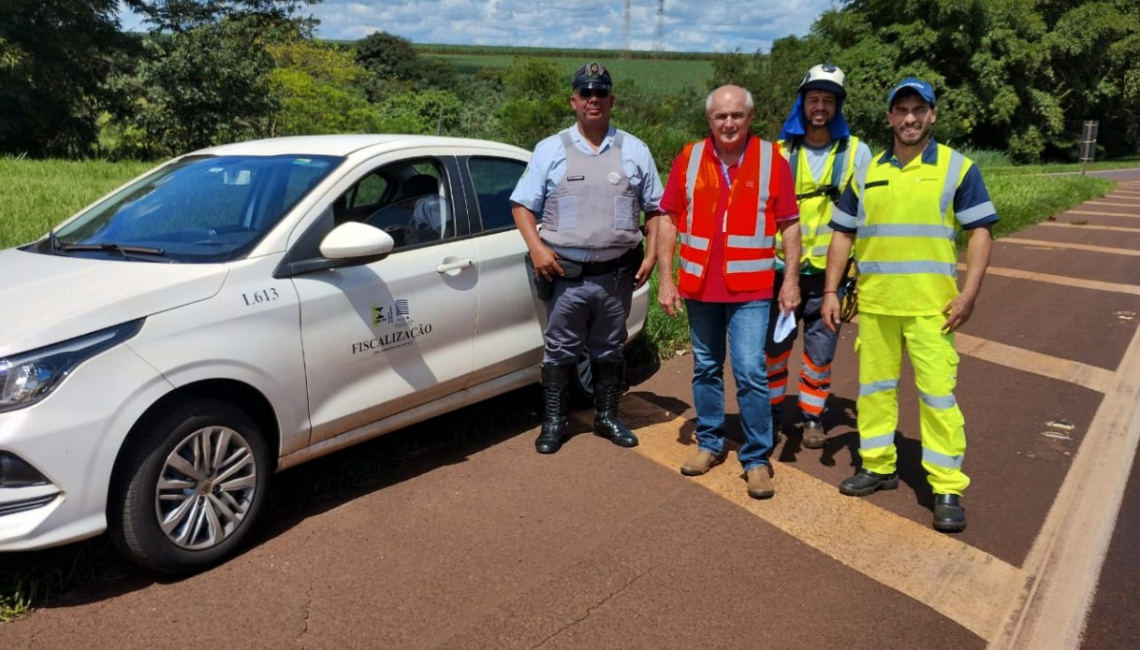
[[43, 154, 342, 263]]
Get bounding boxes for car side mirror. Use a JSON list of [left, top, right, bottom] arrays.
[[319, 221, 395, 260]]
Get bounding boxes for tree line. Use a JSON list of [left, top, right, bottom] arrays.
[[1, 0, 1136, 163]]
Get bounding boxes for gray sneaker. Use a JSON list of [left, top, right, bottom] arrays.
[[802, 420, 826, 449]]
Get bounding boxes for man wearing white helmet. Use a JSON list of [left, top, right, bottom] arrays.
[[766, 64, 872, 449]]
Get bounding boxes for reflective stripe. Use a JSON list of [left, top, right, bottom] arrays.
[[680, 258, 704, 276], [769, 359, 789, 373], [809, 244, 830, 258], [770, 384, 787, 399], [756, 143, 771, 219], [728, 233, 776, 249], [802, 365, 830, 382], [860, 432, 896, 450], [957, 200, 996, 226], [853, 164, 871, 227], [858, 224, 956, 240], [680, 231, 710, 251], [727, 258, 776, 273], [831, 207, 857, 229], [857, 261, 957, 276], [939, 151, 965, 218], [919, 391, 958, 409], [800, 392, 827, 409], [860, 378, 899, 396], [922, 448, 964, 469], [685, 141, 705, 208]]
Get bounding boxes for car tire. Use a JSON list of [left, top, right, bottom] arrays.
[[109, 398, 271, 574]]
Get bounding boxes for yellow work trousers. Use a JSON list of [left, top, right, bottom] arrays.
[[855, 312, 969, 495]]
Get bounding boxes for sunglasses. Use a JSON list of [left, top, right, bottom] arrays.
[[577, 88, 610, 99]]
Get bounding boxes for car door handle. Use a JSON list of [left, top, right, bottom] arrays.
[[436, 258, 474, 273]]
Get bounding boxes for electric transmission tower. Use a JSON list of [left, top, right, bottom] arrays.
[[652, 0, 666, 54], [623, 0, 632, 55]]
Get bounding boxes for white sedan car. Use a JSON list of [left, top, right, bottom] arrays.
[[0, 135, 649, 573]]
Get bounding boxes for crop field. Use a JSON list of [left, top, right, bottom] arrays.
[[431, 54, 714, 95]]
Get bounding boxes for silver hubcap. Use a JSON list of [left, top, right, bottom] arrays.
[[154, 425, 258, 550]]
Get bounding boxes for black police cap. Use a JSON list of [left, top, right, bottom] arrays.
[[572, 61, 612, 90]]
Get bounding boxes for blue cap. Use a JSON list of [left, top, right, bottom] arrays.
[[888, 77, 936, 108], [572, 61, 612, 91]]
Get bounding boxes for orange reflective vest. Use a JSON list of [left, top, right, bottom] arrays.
[[675, 137, 779, 294]]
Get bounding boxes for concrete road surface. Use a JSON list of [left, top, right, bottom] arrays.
[[1, 179, 1139, 650]]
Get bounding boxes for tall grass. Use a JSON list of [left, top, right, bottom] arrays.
[[0, 158, 152, 248]]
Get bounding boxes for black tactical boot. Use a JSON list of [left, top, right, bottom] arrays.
[[933, 494, 967, 532], [535, 363, 571, 454], [838, 468, 899, 496], [592, 361, 638, 448]]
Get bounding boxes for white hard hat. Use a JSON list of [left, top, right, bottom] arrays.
[[800, 64, 846, 100]]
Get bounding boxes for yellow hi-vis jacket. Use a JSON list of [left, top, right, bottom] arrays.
[[775, 136, 861, 272], [837, 143, 986, 317]]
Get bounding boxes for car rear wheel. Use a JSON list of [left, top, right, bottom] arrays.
[[109, 398, 271, 574]]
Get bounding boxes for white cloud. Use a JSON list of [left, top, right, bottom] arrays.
[[307, 0, 835, 52]]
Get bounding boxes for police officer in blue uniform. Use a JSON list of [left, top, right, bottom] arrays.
[[510, 61, 663, 454]]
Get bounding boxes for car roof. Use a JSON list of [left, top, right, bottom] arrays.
[[194, 134, 531, 159]]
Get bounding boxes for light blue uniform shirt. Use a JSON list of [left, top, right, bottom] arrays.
[[510, 125, 663, 262]]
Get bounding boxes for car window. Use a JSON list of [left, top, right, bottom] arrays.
[[51, 154, 341, 263], [467, 157, 526, 232], [334, 158, 453, 251], [348, 172, 390, 210]]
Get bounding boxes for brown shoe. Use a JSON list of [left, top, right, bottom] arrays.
[[680, 449, 725, 476], [802, 420, 826, 449], [746, 465, 775, 499]]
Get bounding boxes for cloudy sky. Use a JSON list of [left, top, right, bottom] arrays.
[[120, 0, 837, 53]]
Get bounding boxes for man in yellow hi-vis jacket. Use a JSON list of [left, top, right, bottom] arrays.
[[767, 64, 872, 449], [821, 78, 997, 532]]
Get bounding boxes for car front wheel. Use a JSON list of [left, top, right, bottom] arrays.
[[109, 398, 271, 574]]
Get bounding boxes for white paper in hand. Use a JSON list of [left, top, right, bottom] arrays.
[[773, 311, 797, 343]]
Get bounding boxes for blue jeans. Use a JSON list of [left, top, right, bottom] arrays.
[[686, 299, 774, 471]]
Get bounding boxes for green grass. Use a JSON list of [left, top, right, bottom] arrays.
[[0, 158, 152, 248], [986, 159, 1140, 176], [0, 155, 1124, 622], [985, 172, 1115, 239], [415, 43, 719, 61]]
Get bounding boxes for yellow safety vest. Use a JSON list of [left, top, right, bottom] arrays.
[[853, 143, 972, 317], [776, 136, 861, 272]]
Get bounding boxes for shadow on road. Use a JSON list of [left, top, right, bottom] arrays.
[[0, 351, 669, 618]]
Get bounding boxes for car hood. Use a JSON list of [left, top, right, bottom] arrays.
[[0, 248, 229, 357]]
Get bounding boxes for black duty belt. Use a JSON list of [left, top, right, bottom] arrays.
[[560, 246, 642, 279]]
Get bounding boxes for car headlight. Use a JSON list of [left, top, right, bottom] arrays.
[[0, 320, 144, 413]]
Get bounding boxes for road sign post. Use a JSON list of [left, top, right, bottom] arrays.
[[1080, 120, 1099, 174]]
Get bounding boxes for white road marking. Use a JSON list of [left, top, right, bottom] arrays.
[[991, 307, 1140, 649], [962, 264, 1140, 295], [955, 334, 1116, 394], [999, 238, 1140, 256], [619, 417, 1026, 642], [1039, 222, 1140, 233], [1063, 210, 1140, 218]]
